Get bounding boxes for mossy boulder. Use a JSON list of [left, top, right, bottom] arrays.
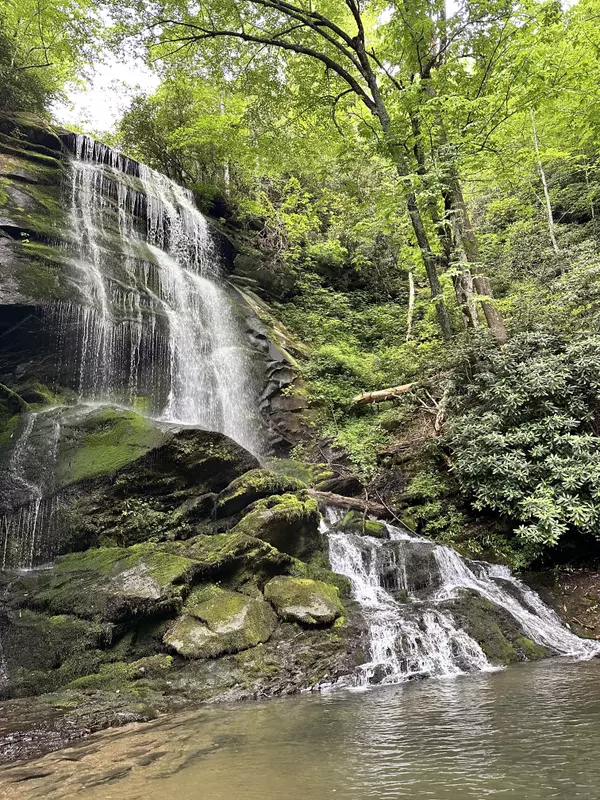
[[56, 407, 167, 487], [57, 426, 260, 550], [67, 654, 174, 691], [447, 590, 549, 665], [171, 532, 292, 587], [164, 585, 277, 658], [216, 468, 306, 517], [338, 510, 388, 539], [25, 544, 198, 622], [0, 610, 111, 697], [264, 576, 343, 626], [231, 493, 321, 560]]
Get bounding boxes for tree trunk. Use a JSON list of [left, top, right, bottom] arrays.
[[375, 104, 454, 342], [406, 271, 415, 341], [352, 383, 415, 406], [405, 189, 454, 341], [530, 108, 559, 254], [308, 490, 397, 520], [448, 177, 508, 344], [452, 266, 479, 329]]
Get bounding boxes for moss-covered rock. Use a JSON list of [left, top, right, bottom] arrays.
[[26, 544, 197, 622], [338, 510, 388, 539], [57, 426, 260, 550], [67, 654, 173, 691], [0, 610, 111, 697], [216, 468, 306, 517], [264, 576, 343, 626], [172, 532, 293, 589], [447, 591, 542, 665], [56, 407, 167, 487], [164, 584, 278, 659], [231, 492, 320, 560]]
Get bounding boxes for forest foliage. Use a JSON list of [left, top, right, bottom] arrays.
[[5, 0, 600, 565]]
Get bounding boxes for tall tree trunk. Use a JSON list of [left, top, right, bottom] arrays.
[[530, 108, 559, 254], [373, 101, 454, 342], [447, 177, 508, 344], [406, 271, 415, 341], [405, 189, 454, 341]]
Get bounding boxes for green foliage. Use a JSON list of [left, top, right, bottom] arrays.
[[0, 0, 99, 114], [447, 333, 600, 558]]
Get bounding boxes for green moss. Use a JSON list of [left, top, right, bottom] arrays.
[[264, 458, 333, 487], [264, 576, 343, 626], [516, 636, 549, 661], [451, 594, 521, 665], [184, 583, 250, 624], [0, 383, 29, 415], [339, 511, 387, 539], [68, 655, 173, 691], [164, 586, 278, 659], [217, 468, 306, 517], [57, 408, 165, 486], [231, 493, 320, 560]]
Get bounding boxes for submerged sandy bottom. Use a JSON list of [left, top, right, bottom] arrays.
[[2, 658, 600, 799]]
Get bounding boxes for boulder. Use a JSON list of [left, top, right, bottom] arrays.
[[264, 576, 343, 626], [163, 584, 277, 658], [25, 544, 197, 622], [57, 424, 260, 551], [231, 493, 321, 560], [338, 510, 388, 539], [216, 468, 306, 517]]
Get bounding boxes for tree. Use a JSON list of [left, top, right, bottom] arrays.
[[0, 0, 99, 114]]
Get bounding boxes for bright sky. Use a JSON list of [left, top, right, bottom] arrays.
[[54, 58, 160, 134]]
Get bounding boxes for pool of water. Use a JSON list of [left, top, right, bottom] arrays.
[[3, 659, 600, 799]]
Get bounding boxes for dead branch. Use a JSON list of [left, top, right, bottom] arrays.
[[351, 383, 415, 406]]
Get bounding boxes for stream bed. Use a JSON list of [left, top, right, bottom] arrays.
[[2, 658, 600, 799]]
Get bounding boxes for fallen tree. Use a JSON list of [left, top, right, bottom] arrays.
[[308, 489, 395, 520], [351, 383, 415, 406]]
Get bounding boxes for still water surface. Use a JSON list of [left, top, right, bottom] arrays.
[[2, 659, 600, 799]]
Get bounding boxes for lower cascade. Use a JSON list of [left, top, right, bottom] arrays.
[[324, 511, 600, 685]]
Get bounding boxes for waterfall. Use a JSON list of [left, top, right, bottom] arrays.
[[59, 134, 259, 451], [0, 411, 61, 569], [324, 512, 600, 686], [0, 135, 262, 569]]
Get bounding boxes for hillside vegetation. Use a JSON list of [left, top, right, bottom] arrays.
[[5, 0, 600, 568]]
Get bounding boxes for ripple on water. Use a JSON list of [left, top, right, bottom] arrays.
[[2, 660, 600, 800]]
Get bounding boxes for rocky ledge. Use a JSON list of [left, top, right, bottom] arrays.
[[0, 420, 366, 761]]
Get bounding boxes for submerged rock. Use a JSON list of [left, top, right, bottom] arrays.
[[264, 576, 343, 626]]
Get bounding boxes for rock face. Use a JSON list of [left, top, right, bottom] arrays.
[[0, 422, 360, 704]]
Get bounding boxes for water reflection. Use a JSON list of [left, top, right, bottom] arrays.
[[2, 660, 600, 799]]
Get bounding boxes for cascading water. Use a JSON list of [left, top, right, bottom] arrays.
[[62, 134, 259, 450], [0, 135, 262, 568], [324, 511, 600, 686]]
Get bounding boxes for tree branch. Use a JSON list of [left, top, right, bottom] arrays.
[[151, 19, 377, 112]]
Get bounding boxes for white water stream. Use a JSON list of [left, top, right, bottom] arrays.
[[324, 512, 600, 686]]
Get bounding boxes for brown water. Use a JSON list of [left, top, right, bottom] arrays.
[[2, 659, 600, 799]]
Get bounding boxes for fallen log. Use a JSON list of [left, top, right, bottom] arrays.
[[351, 383, 415, 406], [308, 489, 394, 520]]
